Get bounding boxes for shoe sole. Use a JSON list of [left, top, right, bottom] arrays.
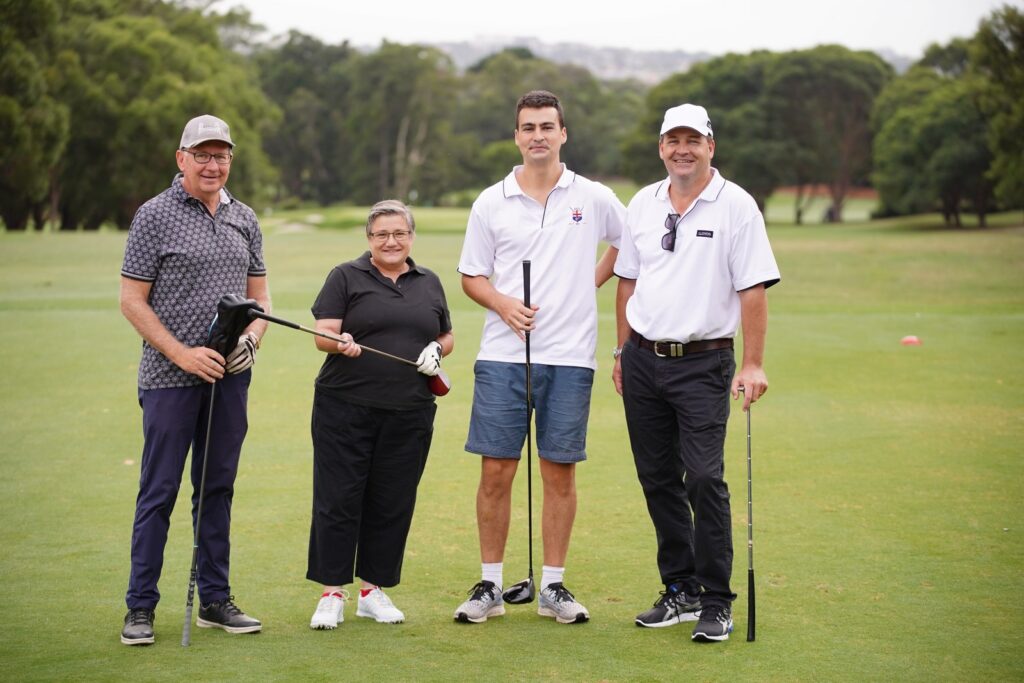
[[692, 624, 733, 642], [196, 618, 262, 634], [454, 605, 506, 623], [120, 635, 154, 645], [355, 609, 404, 623], [537, 607, 589, 624], [635, 610, 701, 628], [310, 617, 342, 629]]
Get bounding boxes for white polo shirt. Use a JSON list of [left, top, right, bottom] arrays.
[[614, 169, 780, 342], [459, 165, 625, 370]]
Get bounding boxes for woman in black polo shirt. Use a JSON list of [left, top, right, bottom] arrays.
[[305, 200, 453, 629]]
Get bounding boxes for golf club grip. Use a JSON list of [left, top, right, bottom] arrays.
[[747, 569, 756, 641], [522, 260, 531, 308]]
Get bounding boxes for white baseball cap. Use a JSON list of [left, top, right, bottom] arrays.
[[179, 114, 234, 149], [660, 104, 713, 137]]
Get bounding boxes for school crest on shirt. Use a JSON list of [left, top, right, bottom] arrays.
[[570, 207, 585, 224]]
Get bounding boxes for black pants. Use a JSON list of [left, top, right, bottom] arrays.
[[621, 340, 737, 607], [307, 389, 436, 587]]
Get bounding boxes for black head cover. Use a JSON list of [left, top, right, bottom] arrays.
[[206, 293, 264, 357]]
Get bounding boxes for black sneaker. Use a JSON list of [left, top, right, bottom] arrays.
[[197, 596, 262, 634], [121, 607, 155, 645], [635, 584, 701, 627], [691, 604, 733, 642]]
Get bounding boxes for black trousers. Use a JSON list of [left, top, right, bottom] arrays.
[[621, 340, 737, 607], [307, 388, 436, 587]]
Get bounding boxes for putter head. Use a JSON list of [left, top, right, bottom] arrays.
[[502, 578, 536, 604], [206, 293, 264, 356]]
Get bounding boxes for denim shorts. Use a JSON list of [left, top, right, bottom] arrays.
[[465, 360, 594, 464]]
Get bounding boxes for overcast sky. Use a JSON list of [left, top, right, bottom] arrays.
[[231, 0, 1020, 58]]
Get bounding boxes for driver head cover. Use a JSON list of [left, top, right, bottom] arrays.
[[206, 293, 264, 357]]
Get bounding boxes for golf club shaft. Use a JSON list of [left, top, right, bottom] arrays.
[[182, 381, 216, 647], [745, 391, 756, 642], [248, 310, 418, 367], [523, 260, 534, 585]]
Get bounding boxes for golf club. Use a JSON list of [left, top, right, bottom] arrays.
[[743, 387, 756, 642], [242, 309, 451, 396], [503, 260, 536, 605], [183, 294, 263, 647]]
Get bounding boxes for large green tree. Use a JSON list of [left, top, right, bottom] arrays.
[[971, 5, 1024, 208], [254, 31, 354, 204], [50, 0, 278, 230], [0, 0, 69, 230], [873, 67, 993, 226], [765, 45, 892, 223], [340, 42, 460, 205]]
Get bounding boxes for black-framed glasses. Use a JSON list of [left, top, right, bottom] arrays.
[[662, 213, 680, 251], [182, 149, 233, 165], [368, 230, 412, 243]]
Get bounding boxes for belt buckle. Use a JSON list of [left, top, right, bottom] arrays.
[[654, 340, 684, 358]]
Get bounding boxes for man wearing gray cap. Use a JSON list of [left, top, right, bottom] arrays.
[[612, 104, 780, 642], [119, 114, 271, 645]]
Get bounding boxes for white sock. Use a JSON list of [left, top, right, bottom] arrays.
[[541, 565, 565, 590], [482, 562, 503, 590]]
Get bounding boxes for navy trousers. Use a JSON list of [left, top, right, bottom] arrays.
[[307, 388, 435, 587], [621, 340, 737, 607], [126, 371, 250, 609]]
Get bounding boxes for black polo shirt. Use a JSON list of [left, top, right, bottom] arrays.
[[311, 251, 452, 409]]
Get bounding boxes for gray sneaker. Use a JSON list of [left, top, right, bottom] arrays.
[[537, 583, 590, 624], [635, 585, 701, 627], [121, 607, 155, 645], [454, 580, 505, 623]]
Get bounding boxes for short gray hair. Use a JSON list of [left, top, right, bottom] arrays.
[[365, 199, 415, 235]]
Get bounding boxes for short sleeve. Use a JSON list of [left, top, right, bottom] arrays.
[[121, 206, 161, 282], [311, 266, 350, 320]]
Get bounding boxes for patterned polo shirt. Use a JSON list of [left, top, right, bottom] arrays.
[[121, 174, 266, 390]]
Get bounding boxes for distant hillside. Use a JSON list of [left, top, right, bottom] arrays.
[[434, 37, 711, 84], [430, 37, 914, 84]]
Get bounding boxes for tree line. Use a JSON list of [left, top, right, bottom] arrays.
[[1, 0, 1020, 230]]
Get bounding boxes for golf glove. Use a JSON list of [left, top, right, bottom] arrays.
[[226, 332, 259, 374], [415, 341, 442, 376]]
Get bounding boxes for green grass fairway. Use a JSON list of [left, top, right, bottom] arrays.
[[1, 210, 1022, 681]]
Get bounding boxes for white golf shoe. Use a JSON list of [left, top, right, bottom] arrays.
[[356, 587, 405, 623], [310, 589, 349, 630]]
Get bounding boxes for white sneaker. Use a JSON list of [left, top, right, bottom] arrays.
[[310, 589, 349, 630], [356, 587, 405, 623], [538, 582, 590, 624]]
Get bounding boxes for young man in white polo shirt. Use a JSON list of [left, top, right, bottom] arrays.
[[612, 104, 780, 642], [454, 90, 625, 625]]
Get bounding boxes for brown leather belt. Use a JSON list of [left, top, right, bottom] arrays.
[[630, 331, 733, 358]]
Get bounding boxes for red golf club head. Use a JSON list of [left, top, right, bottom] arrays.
[[428, 370, 451, 397]]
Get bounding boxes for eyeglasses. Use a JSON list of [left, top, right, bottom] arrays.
[[662, 213, 680, 251], [368, 230, 412, 243], [182, 150, 233, 165]]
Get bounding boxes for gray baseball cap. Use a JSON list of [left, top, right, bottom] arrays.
[[179, 114, 235, 149]]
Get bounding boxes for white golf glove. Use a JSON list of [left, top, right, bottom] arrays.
[[415, 341, 442, 376], [226, 332, 259, 374]]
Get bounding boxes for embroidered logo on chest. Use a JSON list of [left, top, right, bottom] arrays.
[[570, 207, 585, 224], [696, 230, 714, 238]]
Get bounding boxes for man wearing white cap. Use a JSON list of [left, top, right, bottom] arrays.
[[612, 104, 780, 642], [119, 114, 271, 644]]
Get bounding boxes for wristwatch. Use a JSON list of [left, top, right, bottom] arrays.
[[612, 347, 623, 360]]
